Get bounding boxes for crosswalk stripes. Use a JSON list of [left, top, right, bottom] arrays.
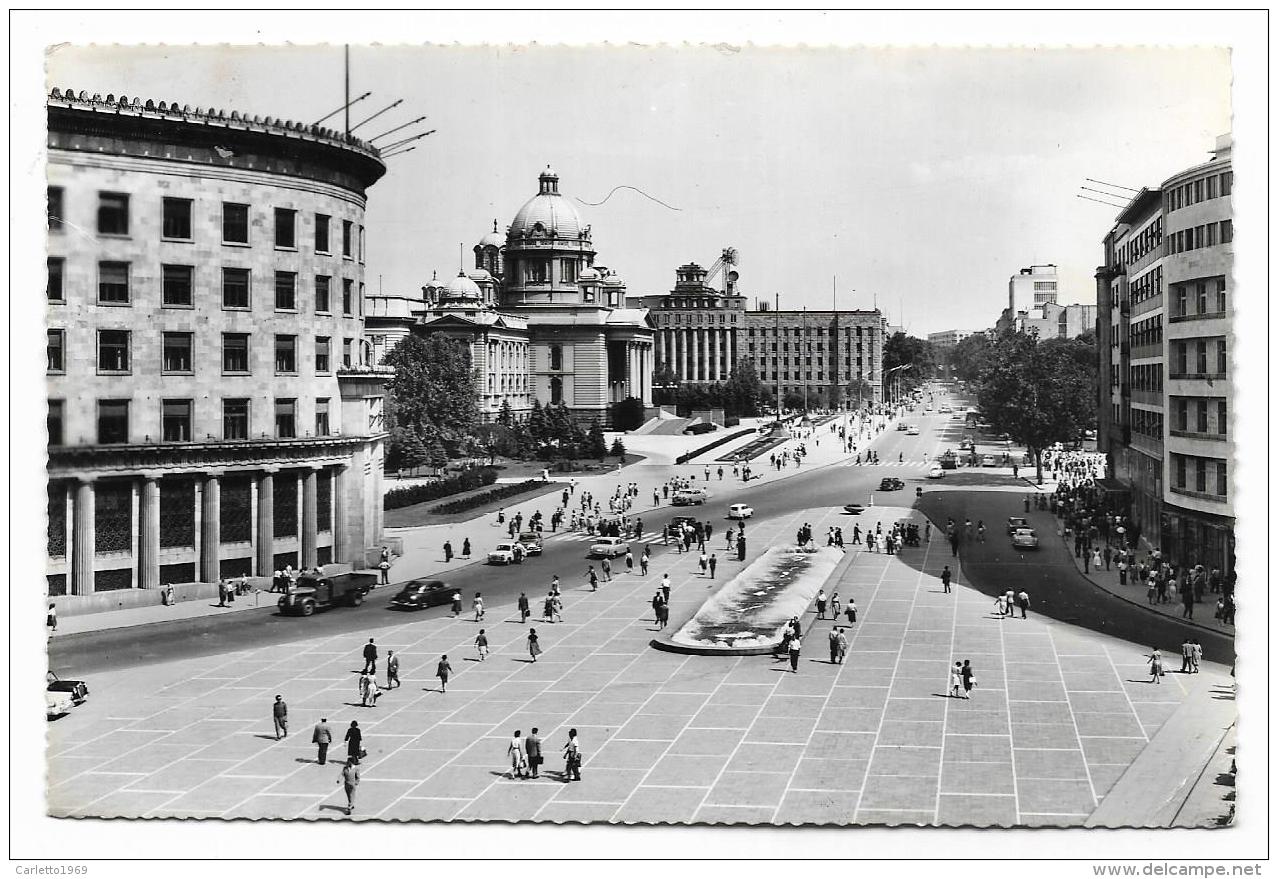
[[843, 460, 932, 468], [547, 530, 666, 544]]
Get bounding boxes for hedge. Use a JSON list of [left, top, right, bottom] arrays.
[[428, 480, 549, 516], [384, 468, 498, 510], [675, 428, 755, 465]]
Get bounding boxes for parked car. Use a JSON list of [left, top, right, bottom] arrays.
[[682, 422, 717, 435], [46, 690, 75, 719], [46, 671, 88, 708], [843, 504, 866, 515], [487, 542, 526, 565], [1011, 528, 1040, 549], [388, 578, 453, 611], [588, 536, 630, 559], [278, 572, 377, 616], [878, 477, 905, 491], [727, 503, 754, 519], [672, 488, 709, 506], [981, 455, 997, 467], [516, 531, 544, 556], [906, 426, 920, 436], [959, 439, 975, 451], [896, 422, 910, 431], [927, 465, 945, 479], [1006, 516, 1029, 534]]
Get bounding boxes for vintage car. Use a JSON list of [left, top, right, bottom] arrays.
[[927, 464, 945, 479], [46, 671, 89, 718], [588, 536, 630, 559], [1011, 528, 1040, 549], [906, 426, 920, 436], [672, 488, 709, 506], [388, 578, 453, 611], [1006, 516, 1030, 534], [516, 531, 544, 556], [487, 542, 526, 565], [727, 503, 754, 520], [878, 477, 905, 491]]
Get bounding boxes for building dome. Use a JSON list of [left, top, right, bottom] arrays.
[[440, 271, 483, 304], [478, 219, 504, 248], [508, 165, 586, 241]]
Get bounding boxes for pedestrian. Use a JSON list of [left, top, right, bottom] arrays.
[[46, 603, 57, 636], [788, 632, 802, 672], [961, 660, 975, 699], [1148, 648, 1163, 684], [1016, 590, 1030, 619], [708, 554, 717, 578], [828, 628, 841, 664], [995, 594, 1007, 617], [1181, 585, 1195, 619], [941, 565, 952, 593], [451, 592, 463, 617], [640, 550, 650, 577], [386, 650, 400, 689], [462, 537, 471, 558], [1091, 548, 1102, 573], [836, 628, 849, 664], [1118, 558, 1128, 586], [602, 558, 612, 581], [344, 720, 363, 762], [830, 591, 842, 619], [217, 579, 227, 607], [272, 694, 288, 739], [816, 589, 827, 619], [378, 557, 390, 585], [1180, 638, 1193, 673], [698, 552, 708, 576], [436, 655, 452, 693], [949, 662, 963, 698], [528, 628, 542, 662], [518, 592, 530, 623], [1103, 546, 1113, 571], [362, 638, 377, 674], [444, 540, 453, 563], [340, 757, 361, 816], [475, 629, 489, 662], [312, 717, 332, 764], [845, 598, 857, 625], [625, 550, 634, 574], [508, 730, 528, 779], [526, 727, 543, 778], [661, 573, 672, 604], [562, 728, 582, 782], [1191, 639, 1202, 673], [473, 592, 485, 621], [587, 566, 599, 591]]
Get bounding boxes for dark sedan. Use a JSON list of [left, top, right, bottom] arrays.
[[878, 478, 905, 491], [388, 578, 453, 611]]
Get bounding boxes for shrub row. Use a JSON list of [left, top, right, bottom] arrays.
[[384, 468, 498, 510], [429, 480, 549, 516], [675, 428, 754, 465]]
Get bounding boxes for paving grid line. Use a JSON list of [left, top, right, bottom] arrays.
[[996, 592, 1022, 824], [934, 524, 961, 820], [1048, 629, 1100, 810], [1100, 644, 1153, 744]]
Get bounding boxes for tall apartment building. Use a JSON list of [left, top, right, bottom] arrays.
[[1009, 264, 1059, 314], [46, 88, 390, 601], [1096, 134, 1233, 575]]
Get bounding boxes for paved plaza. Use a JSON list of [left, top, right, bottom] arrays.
[[47, 504, 1231, 826]]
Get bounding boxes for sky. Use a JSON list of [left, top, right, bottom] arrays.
[[46, 43, 1229, 335]]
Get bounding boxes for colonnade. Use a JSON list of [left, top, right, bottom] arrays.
[[654, 327, 737, 383]]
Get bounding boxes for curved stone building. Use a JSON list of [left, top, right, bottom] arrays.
[[45, 88, 390, 603]]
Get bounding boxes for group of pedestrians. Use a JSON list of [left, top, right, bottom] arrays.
[[504, 727, 582, 782], [994, 589, 1032, 619]]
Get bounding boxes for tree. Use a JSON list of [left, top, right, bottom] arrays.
[[611, 396, 646, 431], [587, 420, 608, 461], [883, 332, 938, 393], [653, 359, 679, 387], [845, 378, 874, 409], [610, 437, 627, 460], [723, 360, 765, 417], [383, 335, 480, 457], [496, 399, 514, 428], [976, 332, 1096, 484], [949, 333, 995, 385]]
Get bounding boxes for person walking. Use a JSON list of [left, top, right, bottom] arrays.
[[451, 592, 463, 617], [507, 730, 528, 780], [941, 566, 952, 594], [640, 549, 650, 576], [698, 552, 708, 576], [312, 717, 332, 765], [602, 558, 613, 582], [518, 592, 531, 623], [828, 627, 841, 664], [661, 573, 672, 604], [586, 566, 599, 592], [1148, 648, 1163, 684], [340, 757, 361, 816], [949, 662, 963, 698], [788, 632, 802, 673], [1003, 590, 1016, 618], [995, 594, 1007, 617], [435, 655, 453, 693], [361, 638, 378, 675], [344, 720, 363, 762], [473, 592, 485, 622], [475, 629, 489, 662], [378, 557, 391, 585], [835, 628, 849, 664], [443, 540, 453, 563], [816, 589, 828, 620], [527, 628, 542, 662], [272, 694, 289, 739], [830, 591, 842, 620], [845, 598, 857, 626], [961, 660, 975, 699], [1181, 584, 1195, 619], [46, 603, 57, 637], [977, 520, 986, 543], [358, 671, 373, 707], [1017, 590, 1030, 620], [386, 650, 400, 689], [1180, 638, 1193, 674], [1191, 640, 1202, 673], [707, 553, 718, 578], [562, 729, 582, 782], [462, 537, 471, 558], [526, 728, 543, 779]]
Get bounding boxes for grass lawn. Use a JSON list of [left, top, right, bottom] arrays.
[[384, 479, 570, 528]]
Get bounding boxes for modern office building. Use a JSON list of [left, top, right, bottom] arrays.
[[1096, 134, 1233, 575], [627, 262, 747, 383], [742, 308, 887, 408], [1009, 264, 1059, 314], [926, 329, 974, 351], [1009, 302, 1098, 340], [46, 88, 391, 602]]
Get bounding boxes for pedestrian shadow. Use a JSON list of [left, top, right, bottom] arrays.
[[295, 757, 318, 764], [254, 734, 279, 741], [515, 658, 537, 663], [318, 804, 349, 815]]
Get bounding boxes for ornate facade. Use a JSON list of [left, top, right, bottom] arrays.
[[46, 88, 390, 601]]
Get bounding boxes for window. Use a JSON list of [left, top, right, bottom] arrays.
[[358, 225, 365, 263], [47, 399, 64, 446], [311, 334, 327, 373], [1216, 461, 1228, 497], [162, 264, 194, 307], [561, 259, 577, 283], [1173, 455, 1186, 489], [274, 208, 296, 248], [342, 279, 354, 315], [315, 275, 331, 313], [1220, 219, 1232, 244], [47, 258, 64, 302], [1216, 339, 1227, 375], [47, 186, 65, 231], [1196, 282, 1208, 314], [1220, 171, 1232, 196], [274, 399, 297, 438], [1215, 279, 1227, 314], [1195, 340, 1208, 374], [162, 332, 193, 373], [97, 330, 130, 372], [342, 338, 353, 368], [1218, 400, 1227, 436], [315, 398, 330, 436], [162, 399, 193, 442], [97, 400, 130, 444], [342, 220, 353, 257], [525, 260, 549, 283], [274, 271, 297, 310], [1173, 285, 1187, 317], [47, 329, 65, 373], [275, 335, 297, 373], [550, 376, 563, 405], [222, 333, 250, 373], [97, 192, 129, 235], [98, 261, 130, 304], [162, 198, 192, 239], [315, 214, 330, 253], [1193, 180, 1203, 202], [222, 203, 249, 244], [550, 345, 563, 371], [223, 399, 249, 440], [1195, 458, 1207, 493], [1196, 400, 1209, 434], [222, 267, 250, 309], [359, 282, 365, 316]]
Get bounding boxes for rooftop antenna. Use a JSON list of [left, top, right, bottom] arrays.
[[369, 115, 428, 143], [458, 243, 464, 275], [1085, 177, 1141, 193], [313, 90, 370, 127], [350, 99, 404, 133], [344, 45, 350, 136]]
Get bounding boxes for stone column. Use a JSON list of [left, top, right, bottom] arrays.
[[678, 330, 688, 381], [256, 470, 275, 576], [200, 472, 221, 583], [301, 467, 319, 568], [698, 329, 707, 381], [138, 474, 161, 590], [71, 478, 96, 596], [332, 465, 348, 566], [713, 328, 722, 380]]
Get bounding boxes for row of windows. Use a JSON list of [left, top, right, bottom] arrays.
[[659, 313, 738, 325], [516, 258, 579, 285], [1164, 171, 1232, 214], [1171, 396, 1227, 436], [47, 397, 332, 447], [1168, 220, 1232, 254], [47, 329, 359, 376], [1170, 277, 1227, 319], [1129, 315, 1163, 350], [1129, 265, 1163, 308], [746, 326, 876, 339], [48, 188, 364, 260], [1130, 363, 1163, 394], [1131, 408, 1164, 443], [1170, 453, 1228, 498], [1117, 218, 1163, 269], [1170, 338, 1228, 378], [660, 297, 744, 310], [47, 259, 361, 316]]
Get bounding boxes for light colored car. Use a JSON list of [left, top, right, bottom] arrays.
[[487, 541, 526, 565], [46, 689, 74, 719], [589, 536, 629, 559], [906, 426, 920, 436], [1011, 528, 1039, 549], [672, 488, 709, 506], [727, 503, 754, 519], [1006, 517, 1030, 534], [927, 465, 945, 479], [981, 455, 997, 467]]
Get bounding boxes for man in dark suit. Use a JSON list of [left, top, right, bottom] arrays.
[[362, 638, 377, 674], [312, 717, 332, 765], [272, 695, 288, 739], [525, 728, 543, 779]]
